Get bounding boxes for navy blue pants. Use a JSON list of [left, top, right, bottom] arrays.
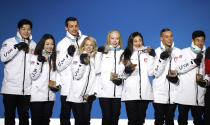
[[153, 103, 177, 125], [30, 101, 54, 125], [204, 86, 210, 125], [60, 95, 72, 125], [99, 98, 121, 125], [3, 94, 30, 125], [72, 102, 93, 125], [125, 100, 149, 125], [178, 104, 204, 125]]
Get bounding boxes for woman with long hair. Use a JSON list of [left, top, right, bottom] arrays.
[[119, 32, 155, 125], [30, 34, 57, 125]]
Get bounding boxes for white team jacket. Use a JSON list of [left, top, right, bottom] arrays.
[[119, 47, 154, 101], [66, 55, 96, 103], [152, 41, 182, 104], [56, 31, 87, 96], [0, 32, 36, 95], [95, 46, 124, 98], [30, 55, 57, 102], [175, 44, 206, 106]]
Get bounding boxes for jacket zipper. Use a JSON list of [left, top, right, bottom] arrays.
[[168, 57, 172, 104], [22, 39, 26, 95], [76, 37, 79, 48], [196, 65, 201, 105], [48, 57, 51, 101], [196, 85, 198, 105], [66, 35, 79, 48], [83, 63, 91, 97], [114, 50, 116, 97], [138, 52, 142, 99]]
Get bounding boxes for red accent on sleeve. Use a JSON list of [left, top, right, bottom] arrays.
[[205, 59, 210, 74]]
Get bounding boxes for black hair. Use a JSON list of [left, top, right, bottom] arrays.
[[192, 30, 205, 40], [65, 17, 78, 27], [160, 28, 171, 37], [34, 34, 56, 71], [120, 32, 143, 62], [17, 19, 32, 29]]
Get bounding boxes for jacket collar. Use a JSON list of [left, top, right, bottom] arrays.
[[16, 32, 32, 43], [160, 41, 174, 51], [133, 46, 147, 52], [108, 45, 121, 51], [66, 30, 82, 42], [190, 42, 206, 54]]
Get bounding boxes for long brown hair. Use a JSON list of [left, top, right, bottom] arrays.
[[34, 34, 56, 71], [120, 32, 143, 62]]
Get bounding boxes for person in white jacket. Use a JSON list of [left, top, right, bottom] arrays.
[[0, 19, 36, 125], [66, 36, 98, 125], [30, 34, 57, 125], [152, 28, 182, 125], [95, 29, 124, 125], [56, 17, 87, 125], [119, 32, 155, 125], [175, 30, 208, 125]]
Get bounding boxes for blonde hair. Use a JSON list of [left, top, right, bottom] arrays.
[[78, 36, 98, 56], [105, 29, 123, 49]]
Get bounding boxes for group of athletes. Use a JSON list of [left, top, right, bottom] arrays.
[[0, 17, 210, 125]]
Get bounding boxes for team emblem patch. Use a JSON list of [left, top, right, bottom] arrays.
[[72, 61, 78, 64], [2, 44, 7, 47], [174, 57, 178, 62], [144, 58, 148, 62], [30, 61, 35, 65]]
